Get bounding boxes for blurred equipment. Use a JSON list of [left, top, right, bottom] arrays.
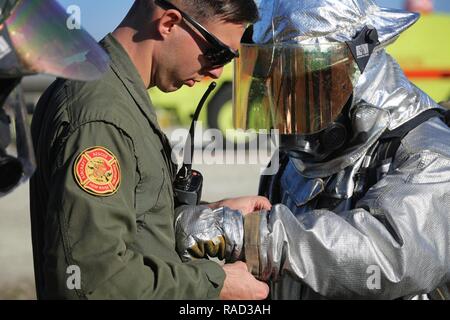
[[388, 5, 450, 102], [406, 0, 433, 14], [0, 0, 109, 197]]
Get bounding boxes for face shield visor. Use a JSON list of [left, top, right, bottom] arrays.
[[233, 42, 360, 135]]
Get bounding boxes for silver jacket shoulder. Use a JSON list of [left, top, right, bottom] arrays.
[[398, 117, 450, 161], [250, 115, 450, 299]]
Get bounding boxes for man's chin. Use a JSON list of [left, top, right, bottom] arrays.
[[157, 84, 182, 93], [156, 79, 192, 92], [170, 80, 188, 92]]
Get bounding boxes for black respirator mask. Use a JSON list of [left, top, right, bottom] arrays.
[[279, 96, 353, 162]]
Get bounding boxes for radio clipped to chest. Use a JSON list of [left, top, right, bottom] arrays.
[[173, 82, 217, 207]]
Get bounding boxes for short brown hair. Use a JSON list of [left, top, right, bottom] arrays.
[[171, 0, 259, 24]]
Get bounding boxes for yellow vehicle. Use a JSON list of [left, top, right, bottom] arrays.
[[387, 12, 450, 103]]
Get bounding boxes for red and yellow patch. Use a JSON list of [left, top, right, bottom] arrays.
[[73, 146, 121, 196]]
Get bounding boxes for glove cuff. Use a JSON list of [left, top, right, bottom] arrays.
[[243, 211, 270, 280]]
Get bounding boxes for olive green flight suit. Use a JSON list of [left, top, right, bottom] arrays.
[[30, 34, 225, 299]]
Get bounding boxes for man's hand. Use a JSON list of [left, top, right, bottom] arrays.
[[220, 261, 269, 300], [209, 196, 271, 215]]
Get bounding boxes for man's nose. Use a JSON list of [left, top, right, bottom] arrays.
[[206, 66, 224, 79]]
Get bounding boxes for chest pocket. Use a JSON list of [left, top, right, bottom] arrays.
[[134, 154, 177, 259], [135, 167, 166, 219]]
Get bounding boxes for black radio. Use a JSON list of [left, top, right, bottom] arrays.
[[173, 82, 217, 207]]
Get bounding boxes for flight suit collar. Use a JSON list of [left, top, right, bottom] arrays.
[[100, 33, 161, 130]]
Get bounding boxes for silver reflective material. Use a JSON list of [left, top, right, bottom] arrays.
[[256, 124, 450, 297], [0, 85, 34, 196], [253, 0, 418, 45], [174, 205, 244, 262]]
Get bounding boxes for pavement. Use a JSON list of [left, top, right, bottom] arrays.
[[0, 182, 36, 299]]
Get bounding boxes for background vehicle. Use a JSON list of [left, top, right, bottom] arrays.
[[149, 64, 235, 133], [387, 10, 450, 103]]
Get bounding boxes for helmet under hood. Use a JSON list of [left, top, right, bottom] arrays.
[[233, 0, 442, 175]]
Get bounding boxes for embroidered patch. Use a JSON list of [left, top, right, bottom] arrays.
[[74, 146, 121, 196]]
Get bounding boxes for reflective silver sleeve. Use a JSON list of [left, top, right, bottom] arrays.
[[248, 150, 450, 299]]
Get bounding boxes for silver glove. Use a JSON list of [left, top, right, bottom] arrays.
[[175, 205, 244, 262]]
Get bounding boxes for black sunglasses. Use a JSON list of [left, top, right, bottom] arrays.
[[154, 0, 239, 67]]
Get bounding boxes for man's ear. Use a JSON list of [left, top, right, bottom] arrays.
[[157, 9, 183, 39]]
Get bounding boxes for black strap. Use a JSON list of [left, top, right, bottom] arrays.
[[380, 108, 445, 140], [354, 108, 447, 203], [377, 108, 446, 162], [445, 109, 450, 126]]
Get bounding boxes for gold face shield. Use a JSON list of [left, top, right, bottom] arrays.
[[233, 43, 360, 134]]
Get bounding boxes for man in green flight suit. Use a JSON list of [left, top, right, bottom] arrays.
[[30, 0, 271, 299]]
